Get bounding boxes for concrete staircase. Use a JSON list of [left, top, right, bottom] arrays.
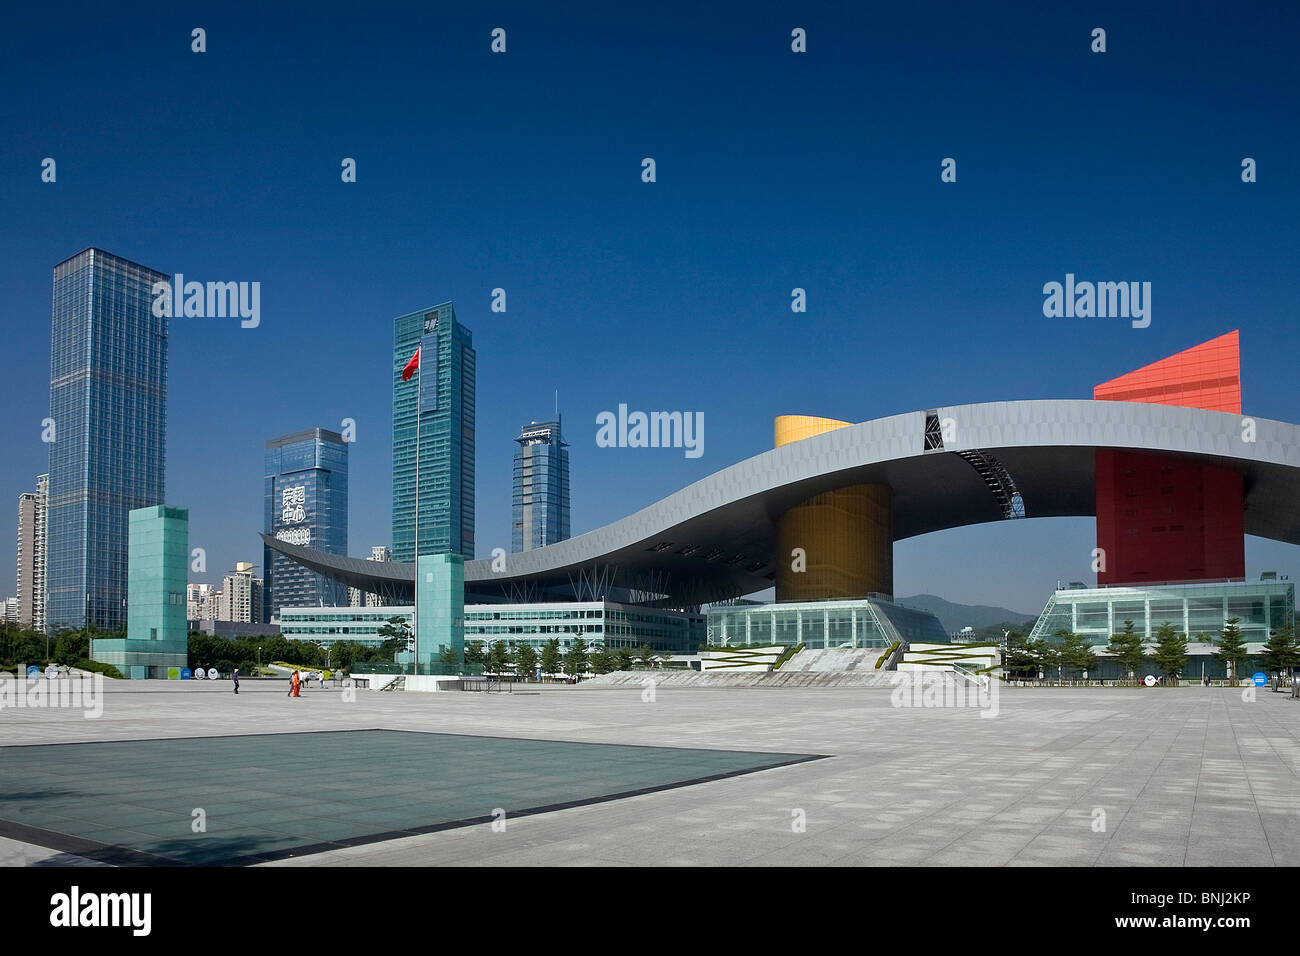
[[778, 647, 888, 673], [580, 669, 900, 689]]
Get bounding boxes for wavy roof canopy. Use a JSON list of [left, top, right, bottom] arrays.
[[262, 399, 1300, 606]]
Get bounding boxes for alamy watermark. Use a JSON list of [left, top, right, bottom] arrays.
[[1, 671, 103, 718], [1042, 273, 1150, 328], [152, 273, 260, 328], [889, 670, 999, 718], [596, 404, 703, 459]]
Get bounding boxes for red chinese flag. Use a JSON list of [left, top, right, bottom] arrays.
[[401, 347, 420, 381]]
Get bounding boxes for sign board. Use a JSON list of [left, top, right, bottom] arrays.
[[1252, 672, 1267, 686], [207, 667, 219, 680], [181, 668, 192, 680], [1143, 675, 1156, 687]]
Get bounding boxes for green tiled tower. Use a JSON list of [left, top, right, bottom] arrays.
[[93, 506, 189, 679], [416, 553, 464, 671]]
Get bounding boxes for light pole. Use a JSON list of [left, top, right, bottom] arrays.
[[257, 646, 262, 669]]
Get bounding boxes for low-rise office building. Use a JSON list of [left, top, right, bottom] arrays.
[[280, 600, 704, 655]]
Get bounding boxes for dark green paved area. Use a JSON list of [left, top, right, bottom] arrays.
[[0, 729, 820, 865]]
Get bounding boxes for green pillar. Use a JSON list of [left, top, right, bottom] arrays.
[[95, 505, 189, 679], [416, 553, 464, 672]]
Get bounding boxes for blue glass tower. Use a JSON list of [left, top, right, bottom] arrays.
[[264, 428, 349, 619], [512, 419, 570, 552], [47, 248, 168, 633], [392, 303, 475, 563]]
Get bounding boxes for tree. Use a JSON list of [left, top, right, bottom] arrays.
[[1001, 632, 1037, 681], [1213, 617, 1248, 687], [1151, 622, 1189, 686], [53, 630, 89, 663], [438, 644, 460, 669], [376, 616, 412, 657], [590, 645, 614, 675], [1059, 631, 1097, 680], [330, 640, 364, 671], [1108, 620, 1146, 684], [515, 643, 538, 679], [635, 644, 654, 668], [612, 647, 633, 672], [1025, 637, 1059, 681], [487, 640, 513, 676], [0, 624, 48, 668], [1260, 622, 1299, 689], [539, 638, 562, 678], [563, 638, 590, 680], [656, 651, 675, 670], [464, 640, 486, 667]]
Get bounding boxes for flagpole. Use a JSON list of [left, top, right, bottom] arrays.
[[413, 350, 420, 676]]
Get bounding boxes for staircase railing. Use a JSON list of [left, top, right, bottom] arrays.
[[880, 641, 908, 671]]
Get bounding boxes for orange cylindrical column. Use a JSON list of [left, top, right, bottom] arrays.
[[772, 416, 893, 601]]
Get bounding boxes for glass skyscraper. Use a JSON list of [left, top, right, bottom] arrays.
[[392, 302, 475, 562], [263, 428, 349, 620], [47, 248, 168, 633], [512, 418, 570, 552]]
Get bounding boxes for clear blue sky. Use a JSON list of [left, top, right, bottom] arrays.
[[1, 1, 1297, 615]]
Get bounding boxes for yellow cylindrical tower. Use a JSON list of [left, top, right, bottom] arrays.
[[772, 416, 893, 601], [774, 415, 853, 449]]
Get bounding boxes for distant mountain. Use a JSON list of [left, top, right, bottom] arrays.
[[895, 594, 1037, 634]]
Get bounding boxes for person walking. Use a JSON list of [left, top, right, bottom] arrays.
[[232, 668, 240, 694], [291, 669, 301, 697]]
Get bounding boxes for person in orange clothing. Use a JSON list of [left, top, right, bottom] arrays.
[[290, 669, 301, 697]]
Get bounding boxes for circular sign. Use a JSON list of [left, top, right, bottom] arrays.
[[1252, 672, 1267, 687], [1143, 675, 1157, 687], [207, 668, 219, 680], [180, 668, 193, 680], [167, 667, 180, 680], [194, 668, 205, 679], [26, 665, 40, 678]]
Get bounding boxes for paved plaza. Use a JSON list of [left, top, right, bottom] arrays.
[[1, 679, 1297, 866]]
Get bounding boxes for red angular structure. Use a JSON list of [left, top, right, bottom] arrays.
[[1094, 331, 1245, 585]]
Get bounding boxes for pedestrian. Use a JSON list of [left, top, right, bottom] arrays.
[[292, 669, 301, 697], [233, 668, 240, 694]]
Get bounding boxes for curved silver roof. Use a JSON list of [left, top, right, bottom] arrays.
[[262, 399, 1300, 605]]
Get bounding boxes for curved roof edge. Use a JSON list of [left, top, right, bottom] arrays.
[[263, 399, 1300, 605]]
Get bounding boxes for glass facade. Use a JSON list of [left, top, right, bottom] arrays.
[[1027, 579, 1296, 680], [512, 419, 570, 552], [392, 303, 474, 562], [282, 601, 704, 654], [47, 249, 168, 633], [706, 597, 949, 649], [1029, 579, 1295, 646], [263, 428, 348, 620]]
